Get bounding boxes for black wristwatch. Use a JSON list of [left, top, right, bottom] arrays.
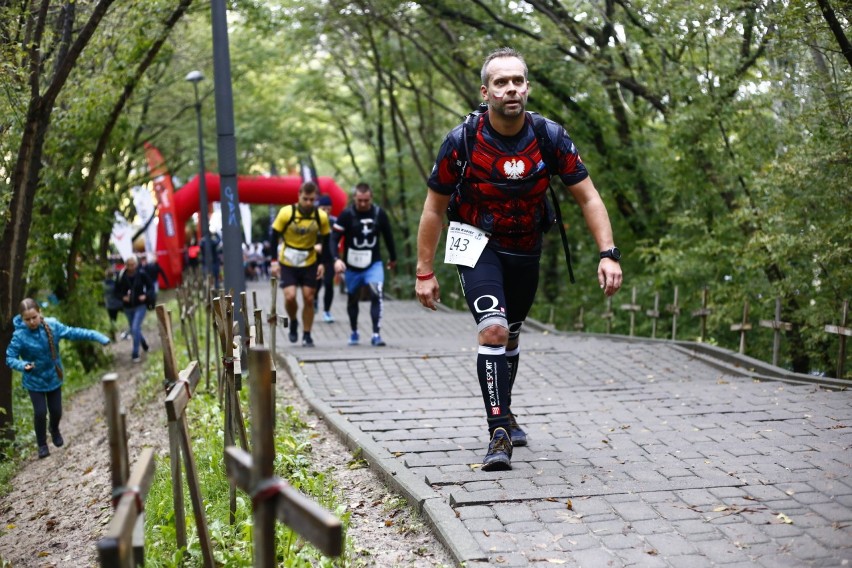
[[600, 247, 621, 262]]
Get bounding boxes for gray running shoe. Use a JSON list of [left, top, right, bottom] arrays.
[[481, 427, 512, 471]]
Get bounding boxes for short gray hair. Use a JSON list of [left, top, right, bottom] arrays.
[[480, 47, 528, 86]]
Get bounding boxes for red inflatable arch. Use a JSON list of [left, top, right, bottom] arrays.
[[159, 173, 348, 287]]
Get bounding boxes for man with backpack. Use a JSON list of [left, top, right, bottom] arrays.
[[270, 181, 331, 347], [415, 47, 623, 471], [332, 183, 397, 346]]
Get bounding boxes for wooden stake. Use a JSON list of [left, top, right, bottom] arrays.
[[601, 297, 614, 334], [619, 286, 641, 337], [646, 292, 660, 339], [730, 300, 753, 354], [824, 299, 850, 379], [666, 286, 680, 340], [759, 297, 793, 367], [691, 287, 712, 343]]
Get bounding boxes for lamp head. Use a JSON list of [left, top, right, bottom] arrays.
[[185, 70, 204, 83]]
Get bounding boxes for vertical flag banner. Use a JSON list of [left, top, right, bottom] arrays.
[[144, 142, 183, 288], [240, 203, 252, 245], [110, 211, 135, 261], [131, 185, 158, 255]]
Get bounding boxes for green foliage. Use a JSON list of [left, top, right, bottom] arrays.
[[3, 0, 849, 376]]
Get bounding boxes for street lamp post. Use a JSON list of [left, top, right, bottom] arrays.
[[185, 70, 213, 280]]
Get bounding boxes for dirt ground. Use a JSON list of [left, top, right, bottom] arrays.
[[0, 320, 454, 567]]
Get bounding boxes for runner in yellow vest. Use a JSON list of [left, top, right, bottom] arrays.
[[270, 181, 331, 347]]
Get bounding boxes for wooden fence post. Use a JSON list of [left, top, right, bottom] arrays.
[[824, 299, 850, 379], [759, 297, 793, 367], [667, 286, 680, 340], [619, 286, 641, 337], [97, 448, 156, 568], [165, 362, 215, 568], [646, 292, 660, 339], [601, 297, 614, 334], [730, 300, 752, 354], [224, 346, 344, 563], [574, 307, 585, 332], [691, 287, 712, 343]]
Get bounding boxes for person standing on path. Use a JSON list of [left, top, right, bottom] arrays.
[[5, 298, 110, 458], [332, 182, 398, 347], [270, 181, 331, 347], [415, 47, 623, 471], [316, 194, 338, 323], [115, 255, 153, 363]]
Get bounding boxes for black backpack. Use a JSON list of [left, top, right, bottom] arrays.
[[456, 104, 575, 283]]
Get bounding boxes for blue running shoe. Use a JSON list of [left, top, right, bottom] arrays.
[[371, 334, 386, 347], [323, 311, 335, 323], [348, 331, 359, 346]]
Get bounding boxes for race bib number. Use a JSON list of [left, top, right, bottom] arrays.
[[283, 247, 310, 267], [444, 222, 489, 267], [347, 248, 372, 269]]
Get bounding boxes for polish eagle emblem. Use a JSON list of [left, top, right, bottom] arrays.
[[502, 158, 526, 179]]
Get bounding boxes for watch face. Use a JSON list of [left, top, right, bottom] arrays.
[[601, 247, 621, 261]]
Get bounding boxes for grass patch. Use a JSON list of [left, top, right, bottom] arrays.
[[140, 296, 355, 566]]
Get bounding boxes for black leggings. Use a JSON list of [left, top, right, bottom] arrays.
[[28, 387, 62, 447]]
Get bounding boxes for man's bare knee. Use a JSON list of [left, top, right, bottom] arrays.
[[478, 324, 508, 346]]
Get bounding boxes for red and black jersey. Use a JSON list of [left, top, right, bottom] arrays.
[[427, 112, 588, 253]]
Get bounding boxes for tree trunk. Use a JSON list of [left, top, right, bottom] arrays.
[[0, 0, 116, 440]]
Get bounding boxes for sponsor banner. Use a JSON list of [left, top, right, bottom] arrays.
[[240, 202, 252, 244], [144, 142, 183, 288], [131, 185, 157, 254], [110, 211, 135, 261]]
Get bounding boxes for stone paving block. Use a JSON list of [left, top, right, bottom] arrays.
[[492, 502, 536, 524], [612, 547, 670, 567], [717, 521, 772, 545], [667, 555, 715, 568], [691, 538, 753, 564], [556, 532, 600, 551], [628, 519, 677, 536], [671, 519, 721, 539], [788, 533, 836, 561], [463, 517, 503, 533], [502, 521, 550, 535], [644, 532, 700, 556], [811, 501, 852, 522], [456, 505, 493, 520], [472, 529, 518, 553], [757, 552, 817, 567], [674, 488, 720, 507], [568, 547, 621, 567], [610, 500, 661, 522], [807, 525, 852, 548], [597, 529, 644, 550]]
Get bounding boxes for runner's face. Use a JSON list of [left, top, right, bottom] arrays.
[[481, 57, 529, 118], [299, 192, 317, 212], [354, 191, 372, 212], [22, 308, 41, 330]]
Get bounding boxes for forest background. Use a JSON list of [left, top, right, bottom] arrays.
[[0, 0, 850, 438]]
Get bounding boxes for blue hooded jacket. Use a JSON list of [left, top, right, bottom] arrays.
[[5, 315, 109, 392]]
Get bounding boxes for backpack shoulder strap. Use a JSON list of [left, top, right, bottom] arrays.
[[458, 103, 487, 175], [528, 112, 559, 175]]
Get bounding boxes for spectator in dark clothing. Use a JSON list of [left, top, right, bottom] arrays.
[[316, 194, 337, 323], [114, 256, 153, 362], [103, 266, 126, 341]]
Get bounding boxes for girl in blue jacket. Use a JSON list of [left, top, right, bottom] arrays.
[[5, 298, 110, 458]]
